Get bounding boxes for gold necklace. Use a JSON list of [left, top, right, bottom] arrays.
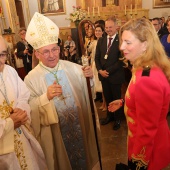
[[39, 62, 60, 84], [0, 72, 13, 114], [39, 62, 67, 104]]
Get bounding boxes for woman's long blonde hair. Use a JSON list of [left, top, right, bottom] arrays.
[[119, 18, 170, 82]]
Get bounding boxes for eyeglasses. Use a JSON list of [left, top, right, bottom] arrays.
[[20, 32, 26, 35], [0, 53, 9, 58], [38, 47, 60, 57]]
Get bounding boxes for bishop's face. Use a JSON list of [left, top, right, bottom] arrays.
[[36, 43, 60, 68]]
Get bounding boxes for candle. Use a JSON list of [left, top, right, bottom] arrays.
[[130, 4, 132, 14], [135, 4, 137, 14], [88, 7, 89, 16], [124, 5, 126, 15], [98, 6, 100, 16], [93, 7, 94, 17]]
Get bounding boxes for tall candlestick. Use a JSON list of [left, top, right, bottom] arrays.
[[93, 7, 94, 17], [135, 4, 137, 14], [130, 4, 132, 14], [88, 7, 90, 16], [98, 6, 100, 16], [124, 5, 126, 15]]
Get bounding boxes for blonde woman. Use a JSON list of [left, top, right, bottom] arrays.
[[109, 18, 170, 170]]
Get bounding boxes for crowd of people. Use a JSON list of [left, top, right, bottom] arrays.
[[1, 11, 170, 170]]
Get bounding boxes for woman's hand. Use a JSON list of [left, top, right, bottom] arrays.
[[108, 99, 123, 112]]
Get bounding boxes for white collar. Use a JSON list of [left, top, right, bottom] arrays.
[[107, 34, 117, 41]]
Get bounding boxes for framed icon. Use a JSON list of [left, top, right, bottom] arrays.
[[153, 0, 170, 8], [38, 0, 66, 15]]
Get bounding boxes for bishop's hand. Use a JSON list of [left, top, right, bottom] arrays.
[[82, 66, 93, 78], [47, 81, 62, 100]]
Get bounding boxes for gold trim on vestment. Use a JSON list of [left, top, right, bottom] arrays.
[[0, 100, 28, 169]]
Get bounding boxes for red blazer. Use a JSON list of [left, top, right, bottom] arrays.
[[125, 66, 170, 170]]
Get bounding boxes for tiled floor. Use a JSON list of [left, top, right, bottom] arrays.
[[95, 101, 170, 170]]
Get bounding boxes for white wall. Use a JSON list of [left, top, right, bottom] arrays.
[[27, 0, 76, 28], [142, 0, 170, 19]]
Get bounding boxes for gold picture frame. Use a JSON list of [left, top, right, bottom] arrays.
[[38, 0, 66, 15], [153, 0, 170, 8]]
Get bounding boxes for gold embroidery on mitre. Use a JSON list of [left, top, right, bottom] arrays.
[[14, 132, 28, 170], [26, 12, 59, 50], [0, 100, 14, 119], [131, 146, 149, 170], [50, 26, 55, 30]]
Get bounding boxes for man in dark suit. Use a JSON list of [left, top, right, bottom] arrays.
[[17, 27, 33, 74], [151, 18, 167, 40], [160, 17, 169, 34], [95, 17, 125, 130]]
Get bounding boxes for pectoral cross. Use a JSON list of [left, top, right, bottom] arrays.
[[58, 94, 67, 105]]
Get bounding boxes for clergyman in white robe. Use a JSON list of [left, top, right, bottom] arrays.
[[24, 60, 101, 170], [0, 64, 47, 170]]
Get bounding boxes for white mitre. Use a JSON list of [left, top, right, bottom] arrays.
[[25, 12, 59, 49]]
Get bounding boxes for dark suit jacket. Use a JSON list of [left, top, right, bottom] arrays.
[[16, 41, 33, 67], [158, 29, 168, 40], [95, 34, 125, 84]]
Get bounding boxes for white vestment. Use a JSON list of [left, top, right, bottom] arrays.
[[0, 65, 47, 170], [24, 60, 101, 170]]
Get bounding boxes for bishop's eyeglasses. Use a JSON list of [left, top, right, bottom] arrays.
[[37, 47, 60, 57]]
